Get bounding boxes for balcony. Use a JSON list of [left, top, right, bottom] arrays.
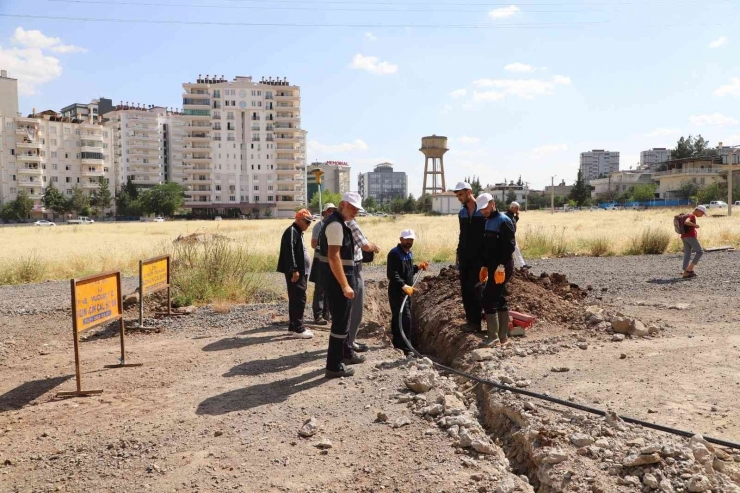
[[183, 99, 211, 108], [82, 182, 101, 189], [81, 158, 105, 166], [129, 134, 159, 142], [275, 135, 299, 143], [80, 144, 104, 152], [129, 159, 159, 167], [275, 92, 299, 101], [17, 154, 43, 163], [184, 156, 212, 163], [653, 168, 722, 177], [185, 133, 210, 141], [132, 178, 162, 186], [16, 141, 42, 150], [82, 168, 105, 177], [17, 179, 43, 187], [130, 169, 161, 177]]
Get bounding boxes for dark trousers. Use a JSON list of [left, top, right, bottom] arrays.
[[285, 273, 307, 331], [459, 263, 483, 325], [390, 291, 412, 351], [325, 275, 355, 372], [481, 261, 513, 314], [312, 282, 329, 321]]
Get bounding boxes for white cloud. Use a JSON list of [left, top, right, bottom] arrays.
[[441, 104, 453, 115], [723, 134, 740, 144], [531, 144, 569, 156], [449, 88, 466, 99], [690, 113, 739, 127], [472, 91, 505, 102], [11, 27, 86, 53], [349, 54, 397, 75], [713, 78, 740, 97], [504, 62, 534, 73], [472, 76, 571, 100], [489, 5, 520, 19], [646, 127, 681, 137], [709, 36, 728, 49], [308, 139, 369, 154], [457, 136, 481, 145], [364, 32, 377, 41]]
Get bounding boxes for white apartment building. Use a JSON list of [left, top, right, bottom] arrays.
[[181, 75, 305, 218], [639, 148, 671, 170], [580, 149, 620, 182], [0, 111, 114, 218], [103, 105, 187, 190]]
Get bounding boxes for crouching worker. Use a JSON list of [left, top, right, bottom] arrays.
[[387, 229, 429, 353], [476, 193, 516, 347]]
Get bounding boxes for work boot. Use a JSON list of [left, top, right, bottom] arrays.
[[313, 317, 329, 326], [325, 364, 356, 379], [498, 310, 511, 344], [462, 322, 481, 333], [352, 342, 369, 353], [480, 314, 499, 347], [342, 350, 366, 365]]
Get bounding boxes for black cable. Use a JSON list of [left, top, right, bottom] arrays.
[[397, 272, 740, 451]]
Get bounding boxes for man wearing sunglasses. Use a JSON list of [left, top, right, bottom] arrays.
[[277, 209, 315, 339]]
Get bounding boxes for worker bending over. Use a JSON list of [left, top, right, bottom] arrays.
[[453, 182, 486, 332], [476, 193, 516, 347]]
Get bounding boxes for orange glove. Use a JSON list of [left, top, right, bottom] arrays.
[[479, 267, 488, 283], [494, 265, 506, 284], [417, 261, 429, 271], [402, 285, 414, 296]]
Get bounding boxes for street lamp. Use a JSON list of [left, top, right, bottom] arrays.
[[310, 167, 325, 214]]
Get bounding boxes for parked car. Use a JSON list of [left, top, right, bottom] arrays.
[[68, 216, 94, 225], [705, 201, 728, 209], [154, 216, 165, 222], [34, 220, 55, 227], [734, 201, 740, 206], [214, 216, 222, 221]]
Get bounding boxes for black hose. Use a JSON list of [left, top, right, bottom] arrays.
[[397, 272, 740, 451]]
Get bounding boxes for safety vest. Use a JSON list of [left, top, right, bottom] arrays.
[[317, 211, 355, 287]]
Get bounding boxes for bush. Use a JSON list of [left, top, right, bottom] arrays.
[[588, 236, 613, 257], [623, 227, 671, 255], [0, 252, 47, 284], [518, 226, 570, 258]]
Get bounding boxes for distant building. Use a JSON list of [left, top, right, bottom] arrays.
[[483, 182, 528, 205], [0, 70, 18, 117], [544, 183, 573, 197], [358, 162, 407, 205], [580, 149, 619, 182], [61, 98, 114, 122], [653, 157, 724, 199], [639, 148, 671, 171], [589, 171, 655, 199], [307, 161, 351, 202], [717, 143, 740, 165], [431, 191, 458, 215]]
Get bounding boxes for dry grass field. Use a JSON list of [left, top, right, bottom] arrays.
[[1, 208, 739, 285]]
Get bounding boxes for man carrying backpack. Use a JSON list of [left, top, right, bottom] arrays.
[[680, 205, 706, 278]]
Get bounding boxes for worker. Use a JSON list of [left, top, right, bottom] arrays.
[[453, 181, 486, 332], [505, 201, 531, 269], [276, 209, 315, 339], [681, 205, 706, 278], [387, 229, 429, 353], [346, 219, 381, 357], [309, 203, 336, 325], [317, 192, 363, 378], [476, 193, 516, 347]]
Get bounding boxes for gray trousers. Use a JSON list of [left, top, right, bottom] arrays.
[[347, 262, 364, 347], [682, 237, 703, 270]]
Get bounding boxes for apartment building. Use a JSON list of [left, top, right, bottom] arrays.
[[0, 70, 18, 118], [358, 162, 408, 205], [61, 98, 114, 122], [589, 171, 655, 199], [639, 148, 671, 171], [580, 149, 620, 182], [181, 75, 305, 218], [103, 104, 187, 190], [307, 160, 351, 202], [0, 110, 114, 218]]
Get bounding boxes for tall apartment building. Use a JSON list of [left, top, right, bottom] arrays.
[[358, 162, 408, 205], [103, 104, 187, 190], [307, 161, 351, 202], [0, 110, 114, 218], [580, 149, 620, 182], [0, 70, 19, 118], [639, 148, 671, 170], [61, 98, 114, 122], [181, 75, 304, 218]]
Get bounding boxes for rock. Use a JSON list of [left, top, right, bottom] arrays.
[[630, 319, 649, 337], [618, 475, 641, 487], [404, 369, 437, 393], [570, 433, 595, 447], [299, 417, 318, 437], [641, 444, 661, 454], [376, 411, 388, 423], [499, 375, 515, 385], [214, 430, 223, 437], [623, 452, 661, 467], [659, 479, 675, 492], [643, 473, 659, 489], [605, 411, 627, 431], [316, 438, 333, 449], [123, 292, 140, 308], [588, 313, 605, 325], [690, 442, 713, 464], [175, 305, 196, 315], [515, 380, 531, 388], [446, 416, 474, 428], [443, 394, 466, 415], [612, 334, 625, 342], [524, 401, 537, 412], [471, 438, 497, 455], [585, 305, 603, 317], [626, 437, 646, 447], [393, 416, 411, 429], [648, 324, 660, 335], [620, 353, 627, 359], [577, 342, 588, 350], [493, 478, 517, 493], [595, 438, 610, 449], [458, 428, 474, 448], [471, 349, 496, 362], [661, 444, 680, 458], [514, 347, 526, 357], [551, 366, 570, 373], [687, 475, 712, 492], [542, 449, 568, 464], [421, 404, 444, 417], [611, 317, 631, 334]]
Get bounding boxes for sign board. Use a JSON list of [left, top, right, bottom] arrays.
[[74, 273, 120, 332], [141, 256, 169, 295]]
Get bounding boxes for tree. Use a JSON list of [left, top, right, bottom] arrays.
[[263, 207, 273, 218], [517, 175, 523, 186], [307, 190, 342, 213], [671, 135, 718, 160], [416, 193, 432, 214], [470, 176, 483, 196], [91, 177, 113, 212], [569, 169, 591, 206], [505, 189, 517, 205], [42, 183, 67, 221], [363, 196, 377, 212], [1, 190, 34, 222], [677, 180, 699, 201], [123, 176, 139, 199], [390, 196, 405, 214], [697, 183, 722, 205], [631, 184, 657, 202], [403, 194, 416, 213], [69, 186, 90, 216], [140, 183, 186, 217]]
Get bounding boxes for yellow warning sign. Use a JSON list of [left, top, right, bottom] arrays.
[[74, 273, 120, 332], [142, 257, 169, 295]]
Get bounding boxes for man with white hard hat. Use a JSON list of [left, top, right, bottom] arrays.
[[453, 181, 486, 332], [309, 202, 337, 325], [386, 229, 429, 353], [476, 193, 517, 347], [317, 192, 364, 378]]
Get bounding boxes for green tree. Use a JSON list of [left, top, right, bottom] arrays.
[[42, 182, 67, 221], [416, 193, 432, 214], [569, 169, 591, 206], [517, 175, 523, 186], [390, 196, 405, 214], [403, 193, 416, 213], [263, 207, 273, 218], [123, 176, 139, 199], [697, 183, 722, 205], [505, 189, 517, 205], [1, 190, 34, 222], [91, 177, 113, 212], [677, 180, 699, 201], [140, 182, 186, 217], [307, 190, 342, 213], [631, 183, 657, 202], [69, 186, 90, 216], [363, 196, 377, 212], [671, 135, 718, 160], [470, 176, 483, 196]]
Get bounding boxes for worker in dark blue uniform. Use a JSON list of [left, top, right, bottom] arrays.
[[475, 193, 516, 347], [453, 182, 486, 332]]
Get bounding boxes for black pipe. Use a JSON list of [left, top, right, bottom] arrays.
[[398, 272, 740, 451]]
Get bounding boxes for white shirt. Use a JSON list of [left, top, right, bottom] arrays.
[[325, 221, 344, 246]]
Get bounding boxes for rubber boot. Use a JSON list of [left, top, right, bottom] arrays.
[[481, 314, 499, 347], [498, 310, 510, 344]]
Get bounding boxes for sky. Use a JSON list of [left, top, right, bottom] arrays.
[[1, 0, 740, 195]]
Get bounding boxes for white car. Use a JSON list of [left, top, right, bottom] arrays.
[[154, 216, 165, 222], [706, 201, 728, 209], [34, 220, 55, 227], [214, 216, 222, 221], [734, 201, 740, 206]]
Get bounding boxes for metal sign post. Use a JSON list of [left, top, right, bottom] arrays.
[[132, 255, 180, 331]]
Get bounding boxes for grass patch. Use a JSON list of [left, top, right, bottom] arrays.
[[519, 226, 570, 258], [0, 252, 48, 284], [588, 236, 613, 257], [623, 227, 672, 255]]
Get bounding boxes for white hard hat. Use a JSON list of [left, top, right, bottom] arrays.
[[400, 229, 417, 240], [341, 192, 364, 211], [453, 181, 472, 192], [695, 205, 707, 214], [475, 193, 494, 211], [322, 202, 337, 212], [510, 201, 520, 209]]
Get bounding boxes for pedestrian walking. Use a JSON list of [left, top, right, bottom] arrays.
[[346, 219, 381, 357], [308, 203, 336, 325], [453, 182, 486, 332], [317, 192, 364, 378], [505, 201, 530, 269], [476, 193, 516, 347], [681, 205, 706, 279], [387, 230, 429, 353], [276, 209, 315, 339]]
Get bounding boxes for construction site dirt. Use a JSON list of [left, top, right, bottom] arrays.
[[1, 252, 740, 492]]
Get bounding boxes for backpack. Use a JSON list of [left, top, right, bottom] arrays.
[[673, 213, 690, 235]]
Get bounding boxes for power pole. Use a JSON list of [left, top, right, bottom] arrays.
[[550, 175, 556, 214], [524, 181, 530, 211]]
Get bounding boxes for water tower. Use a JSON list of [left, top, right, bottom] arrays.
[[420, 135, 448, 196]]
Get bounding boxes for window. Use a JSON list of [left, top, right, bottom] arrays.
[[52, 163, 57, 170], [66, 177, 71, 183], [253, 185, 259, 191], [51, 176, 58, 183], [253, 196, 259, 203], [49, 126, 56, 134], [216, 185, 221, 191], [215, 196, 221, 202], [6, 122, 14, 129], [268, 185, 273, 191], [267, 195, 273, 202], [66, 189, 72, 195], [65, 165, 71, 171], [230, 195, 236, 202]]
